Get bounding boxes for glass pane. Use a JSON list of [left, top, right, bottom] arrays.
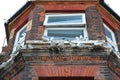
[[48, 30, 83, 40], [18, 27, 26, 42], [48, 15, 82, 24], [104, 27, 113, 41]]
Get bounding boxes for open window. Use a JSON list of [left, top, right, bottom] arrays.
[[43, 13, 88, 41], [12, 24, 27, 53]]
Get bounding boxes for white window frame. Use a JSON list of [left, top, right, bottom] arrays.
[[44, 13, 86, 26], [12, 24, 27, 53], [104, 24, 118, 51], [43, 13, 88, 41], [43, 27, 88, 40]]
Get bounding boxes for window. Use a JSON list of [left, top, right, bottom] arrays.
[[44, 13, 86, 26], [12, 24, 27, 53], [104, 24, 118, 51], [44, 28, 87, 41], [43, 13, 88, 41]]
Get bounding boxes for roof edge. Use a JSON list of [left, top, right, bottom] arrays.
[[5, 1, 32, 42], [7, 1, 32, 24], [99, 0, 120, 22], [4, 23, 9, 43]]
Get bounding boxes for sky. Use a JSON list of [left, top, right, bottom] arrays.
[[0, 0, 28, 52], [0, 0, 120, 52]]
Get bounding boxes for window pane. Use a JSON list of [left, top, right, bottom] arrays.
[[18, 27, 26, 42], [104, 23, 118, 52], [48, 15, 82, 24], [48, 30, 83, 40], [104, 27, 113, 41]]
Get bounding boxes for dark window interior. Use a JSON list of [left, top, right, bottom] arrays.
[[39, 77, 94, 80]]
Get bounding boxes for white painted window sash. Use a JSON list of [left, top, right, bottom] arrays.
[[104, 23, 118, 51], [44, 13, 86, 26], [12, 24, 27, 53]]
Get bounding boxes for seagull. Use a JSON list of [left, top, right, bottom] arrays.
[[28, 44, 34, 49], [57, 40, 64, 47], [75, 35, 84, 41], [50, 41, 56, 47], [79, 35, 84, 40], [42, 36, 49, 41], [94, 40, 103, 46], [75, 36, 80, 41], [77, 42, 84, 48], [57, 40, 64, 53], [69, 41, 77, 47], [80, 35, 85, 40], [50, 37, 54, 41], [49, 40, 57, 54]]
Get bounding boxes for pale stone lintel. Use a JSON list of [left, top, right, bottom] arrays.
[[25, 40, 112, 52], [26, 40, 50, 44], [26, 20, 32, 32], [26, 40, 105, 44], [9, 28, 15, 39]]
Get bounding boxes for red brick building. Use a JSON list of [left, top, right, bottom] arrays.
[[0, 0, 120, 80]]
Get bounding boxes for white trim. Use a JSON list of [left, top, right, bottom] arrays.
[[43, 13, 88, 41], [44, 13, 86, 26], [43, 27, 88, 40], [12, 24, 27, 53], [104, 24, 118, 51]]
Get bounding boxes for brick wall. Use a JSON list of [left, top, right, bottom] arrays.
[[26, 5, 107, 41], [2, 1, 120, 80], [1, 46, 8, 61], [2, 12, 31, 60], [11, 56, 116, 80], [7, 28, 16, 57], [85, 6, 106, 40], [12, 63, 38, 80], [26, 5, 45, 40], [115, 29, 120, 51]]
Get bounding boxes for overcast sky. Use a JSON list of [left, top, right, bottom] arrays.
[[0, 0, 27, 52], [0, 0, 120, 52]]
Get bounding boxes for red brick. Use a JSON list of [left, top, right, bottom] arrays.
[[32, 77, 38, 80], [44, 5, 89, 11], [39, 12, 45, 17], [86, 6, 105, 40], [39, 16, 45, 22], [34, 65, 99, 77]]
